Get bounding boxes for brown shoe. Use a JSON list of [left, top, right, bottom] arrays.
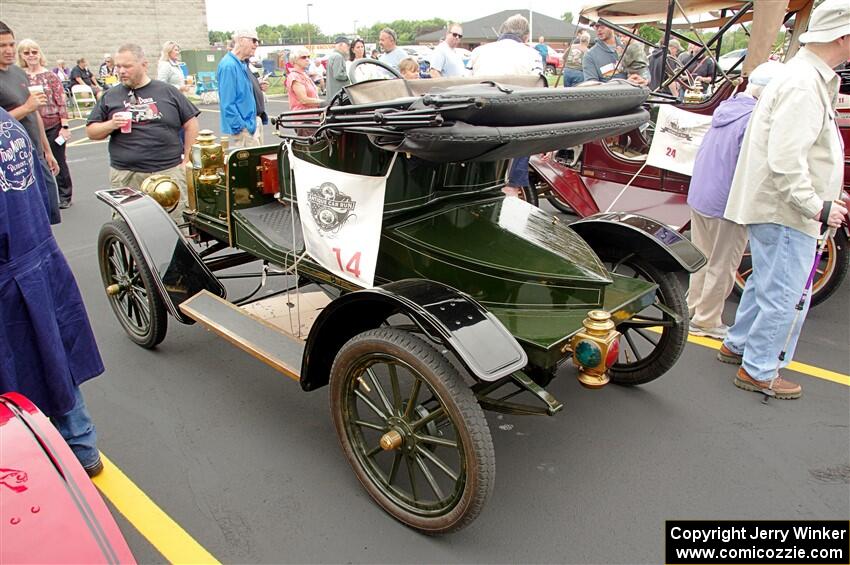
[[734, 367, 801, 399], [84, 457, 104, 478], [717, 343, 743, 365]]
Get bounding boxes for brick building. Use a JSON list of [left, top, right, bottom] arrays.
[[0, 0, 208, 68]]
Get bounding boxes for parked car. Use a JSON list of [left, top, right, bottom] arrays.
[[717, 48, 747, 74], [0, 393, 136, 564], [95, 67, 702, 535]]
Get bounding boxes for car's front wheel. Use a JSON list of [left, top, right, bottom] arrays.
[[329, 328, 494, 534], [98, 220, 167, 349]]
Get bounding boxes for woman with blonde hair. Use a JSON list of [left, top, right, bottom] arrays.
[[285, 46, 322, 111], [157, 40, 189, 92], [17, 39, 74, 209]]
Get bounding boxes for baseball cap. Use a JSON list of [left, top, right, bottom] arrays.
[[334, 35, 350, 45], [799, 0, 850, 44], [234, 28, 259, 40], [748, 61, 785, 86]]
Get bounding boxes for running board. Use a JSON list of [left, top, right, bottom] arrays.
[[179, 290, 304, 381]]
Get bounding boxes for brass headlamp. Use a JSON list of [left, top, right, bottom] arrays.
[[140, 174, 181, 212], [569, 310, 620, 388]]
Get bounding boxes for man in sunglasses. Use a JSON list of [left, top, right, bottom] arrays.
[[217, 28, 269, 147], [429, 24, 467, 78]]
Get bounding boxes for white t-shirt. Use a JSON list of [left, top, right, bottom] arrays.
[[470, 38, 543, 76], [429, 41, 467, 77]]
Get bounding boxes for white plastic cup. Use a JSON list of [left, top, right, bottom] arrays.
[[114, 111, 132, 133], [28, 85, 45, 95]]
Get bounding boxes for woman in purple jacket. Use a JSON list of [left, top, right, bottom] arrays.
[[686, 61, 784, 339]]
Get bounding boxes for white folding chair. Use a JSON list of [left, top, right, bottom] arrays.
[[70, 84, 96, 119]]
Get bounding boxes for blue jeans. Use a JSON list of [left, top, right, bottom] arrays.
[[563, 68, 584, 87], [508, 156, 530, 188], [52, 387, 100, 469], [38, 156, 61, 225], [723, 224, 816, 381]]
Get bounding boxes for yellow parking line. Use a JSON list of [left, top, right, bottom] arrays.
[[67, 137, 107, 147], [675, 330, 850, 387], [93, 453, 220, 564]]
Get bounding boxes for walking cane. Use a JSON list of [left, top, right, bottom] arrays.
[[762, 225, 837, 404]]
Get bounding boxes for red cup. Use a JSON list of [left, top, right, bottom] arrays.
[[114, 111, 132, 133]]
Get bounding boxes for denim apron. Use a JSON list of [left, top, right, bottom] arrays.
[[0, 109, 103, 417]]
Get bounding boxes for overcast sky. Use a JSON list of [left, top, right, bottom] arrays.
[[204, 0, 588, 35]]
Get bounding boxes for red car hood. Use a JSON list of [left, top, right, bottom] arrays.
[[0, 393, 135, 564]]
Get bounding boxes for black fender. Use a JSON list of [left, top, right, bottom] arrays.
[[570, 212, 706, 273], [96, 188, 226, 324], [299, 279, 528, 391]]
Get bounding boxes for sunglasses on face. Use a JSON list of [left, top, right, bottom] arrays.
[[297, 55, 309, 60], [451, 32, 463, 39], [22, 50, 39, 55]]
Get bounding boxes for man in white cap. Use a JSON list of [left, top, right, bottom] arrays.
[[718, 0, 849, 399], [216, 28, 269, 147]]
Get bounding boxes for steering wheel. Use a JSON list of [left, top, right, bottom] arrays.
[[348, 57, 403, 84], [666, 55, 699, 91]]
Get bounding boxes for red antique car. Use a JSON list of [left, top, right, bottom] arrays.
[[528, 0, 849, 306], [0, 393, 135, 564]]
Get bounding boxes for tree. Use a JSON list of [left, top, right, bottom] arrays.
[[637, 24, 662, 45], [562, 11, 574, 24], [208, 30, 231, 45]]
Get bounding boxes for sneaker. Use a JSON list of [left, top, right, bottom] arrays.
[[717, 343, 743, 365], [734, 367, 801, 399], [688, 322, 728, 339], [59, 201, 71, 209], [83, 457, 104, 478]]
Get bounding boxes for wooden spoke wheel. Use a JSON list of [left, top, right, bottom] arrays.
[[600, 254, 688, 385], [97, 220, 167, 349], [734, 230, 848, 308], [330, 328, 494, 534]]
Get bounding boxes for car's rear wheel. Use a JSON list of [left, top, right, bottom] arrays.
[[330, 328, 494, 534], [598, 253, 688, 385], [98, 220, 167, 349]]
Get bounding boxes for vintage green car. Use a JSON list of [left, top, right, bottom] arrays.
[[96, 67, 704, 534]]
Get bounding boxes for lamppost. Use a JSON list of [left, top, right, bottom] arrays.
[[353, 19, 358, 36], [306, 3, 313, 51]]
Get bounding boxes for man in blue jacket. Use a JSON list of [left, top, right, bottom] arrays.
[[217, 28, 268, 147]]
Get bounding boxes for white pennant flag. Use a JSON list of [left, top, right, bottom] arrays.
[[290, 151, 392, 288], [646, 104, 713, 176]]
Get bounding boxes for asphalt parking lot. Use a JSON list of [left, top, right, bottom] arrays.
[[52, 98, 849, 564]]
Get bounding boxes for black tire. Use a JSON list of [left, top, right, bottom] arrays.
[[98, 220, 168, 349], [598, 253, 688, 385], [518, 184, 538, 207], [545, 64, 556, 75], [528, 168, 574, 213], [329, 328, 495, 535], [733, 229, 849, 308]]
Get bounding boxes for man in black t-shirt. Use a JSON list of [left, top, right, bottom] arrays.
[[69, 58, 101, 99], [87, 44, 199, 220]]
